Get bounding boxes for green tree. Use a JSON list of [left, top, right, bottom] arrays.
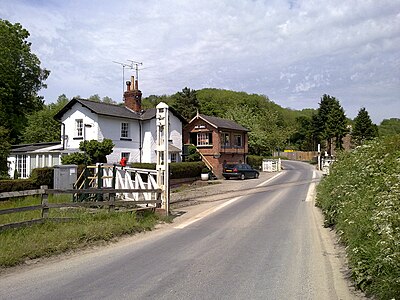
[[326, 99, 348, 151], [378, 118, 400, 137], [61, 139, 114, 165], [171, 87, 199, 120], [0, 126, 11, 178], [352, 107, 378, 146], [313, 94, 348, 154], [0, 19, 50, 143], [291, 116, 315, 151], [88, 94, 101, 102], [142, 94, 171, 109], [225, 105, 292, 156], [22, 94, 69, 143], [79, 139, 114, 164], [101, 96, 116, 104], [61, 152, 89, 165]]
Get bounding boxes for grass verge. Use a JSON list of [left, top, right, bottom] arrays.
[[0, 195, 169, 268], [316, 134, 400, 299]]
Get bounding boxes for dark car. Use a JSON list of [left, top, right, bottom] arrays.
[[222, 163, 259, 180]]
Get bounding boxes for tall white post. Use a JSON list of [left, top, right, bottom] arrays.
[[156, 102, 169, 214], [317, 144, 321, 171]]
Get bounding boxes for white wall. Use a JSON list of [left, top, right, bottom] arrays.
[[7, 156, 16, 178], [61, 104, 99, 149], [7, 152, 62, 179], [141, 111, 183, 163], [142, 120, 156, 163], [169, 112, 183, 151], [60, 103, 183, 165], [98, 115, 141, 164]]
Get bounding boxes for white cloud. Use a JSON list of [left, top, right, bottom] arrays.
[[0, 0, 399, 123]]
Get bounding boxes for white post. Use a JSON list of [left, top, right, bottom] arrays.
[[317, 144, 321, 171], [156, 102, 169, 215]]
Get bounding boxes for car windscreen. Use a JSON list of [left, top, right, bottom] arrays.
[[224, 164, 237, 169]]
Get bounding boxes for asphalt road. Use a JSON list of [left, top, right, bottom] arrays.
[[0, 161, 361, 300]]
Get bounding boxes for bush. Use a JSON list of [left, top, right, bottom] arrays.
[[30, 167, 54, 188], [0, 179, 36, 193], [247, 155, 264, 169], [61, 152, 89, 165], [316, 135, 400, 299], [202, 167, 210, 174], [185, 145, 201, 162], [170, 162, 205, 179]]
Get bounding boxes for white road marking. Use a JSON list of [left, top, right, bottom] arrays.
[[174, 196, 242, 229], [256, 171, 284, 187], [305, 170, 317, 202]]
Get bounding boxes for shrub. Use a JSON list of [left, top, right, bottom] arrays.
[[79, 139, 114, 163], [30, 167, 54, 188], [247, 155, 264, 169], [202, 167, 210, 174], [185, 145, 201, 162], [316, 134, 400, 299], [170, 162, 205, 179], [0, 179, 36, 193], [61, 152, 89, 165]]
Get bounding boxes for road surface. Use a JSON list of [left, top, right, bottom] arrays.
[[0, 161, 362, 299]]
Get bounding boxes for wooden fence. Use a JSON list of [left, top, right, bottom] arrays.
[[273, 151, 318, 161], [0, 187, 162, 231]]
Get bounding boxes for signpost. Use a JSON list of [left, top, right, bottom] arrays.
[[156, 102, 170, 215]]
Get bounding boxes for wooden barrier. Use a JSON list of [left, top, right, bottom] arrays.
[[0, 187, 162, 231]]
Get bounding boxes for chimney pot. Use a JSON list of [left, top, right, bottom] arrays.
[[126, 81, 131, 91]]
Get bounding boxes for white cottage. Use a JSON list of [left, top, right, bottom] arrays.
[[8, 78, 186, 178]]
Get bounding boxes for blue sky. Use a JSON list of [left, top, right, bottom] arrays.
[[1, 0, 399, 123]]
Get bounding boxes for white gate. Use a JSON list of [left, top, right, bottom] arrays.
[[101, 166, 159, 203], [74, 103, 171, 213]]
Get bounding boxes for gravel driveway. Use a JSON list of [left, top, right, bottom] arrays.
[[170, 171, 279, 208]]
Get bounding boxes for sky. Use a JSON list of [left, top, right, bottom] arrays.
[[1, 0, 399, 123]]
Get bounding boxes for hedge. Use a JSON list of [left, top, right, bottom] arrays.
[[131, 162, 206, 179], [316, 135, 400, 299], [0, 179, 37, 193], [170, 162, 206, 179], [0, 167, 55, 193]]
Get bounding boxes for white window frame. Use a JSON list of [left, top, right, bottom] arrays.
[[16, 154, 27, 178], [121, 122, 129, 138], [75, 119, 83, 137], [197, 132, 212, 146]]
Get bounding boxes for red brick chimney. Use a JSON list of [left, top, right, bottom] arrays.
[[124, 76, 142, 112]]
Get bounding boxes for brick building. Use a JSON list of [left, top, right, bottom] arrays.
[[183, 113, 249, 178]]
